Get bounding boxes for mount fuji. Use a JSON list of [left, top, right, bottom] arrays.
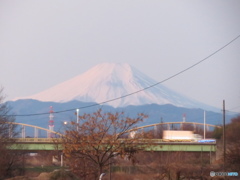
[[17, 63, 217, 111]]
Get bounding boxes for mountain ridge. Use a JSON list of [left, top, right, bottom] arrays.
[[8, 99, 228, 130], [8, 99, 236, 137]]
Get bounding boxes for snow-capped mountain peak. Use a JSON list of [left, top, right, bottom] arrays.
[[16, 62, 216, 110]]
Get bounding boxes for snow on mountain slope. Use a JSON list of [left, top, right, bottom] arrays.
[[16, 63, 217, 110]]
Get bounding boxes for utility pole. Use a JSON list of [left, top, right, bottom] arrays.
[[223, 100, 226, 172], [76, 109, 79, 131], [204, 111, 206, 139]]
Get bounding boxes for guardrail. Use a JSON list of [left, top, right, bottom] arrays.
[[12, 138, 216, 144], [13, 138, 60, 142]]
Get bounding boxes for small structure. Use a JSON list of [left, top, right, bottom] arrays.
[[48, 106, 54, 138]]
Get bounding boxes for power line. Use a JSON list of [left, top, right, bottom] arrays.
[[9, 34, 240, 117], [227, 105, 240, 112]]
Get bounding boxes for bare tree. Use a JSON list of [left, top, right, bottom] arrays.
[[225, 116, 240, 171], [61, 109, 147, 179], [0, 88, 20, 178], [0, 89, 16, 138]]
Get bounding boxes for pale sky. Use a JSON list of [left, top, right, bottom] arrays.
[[1, 0, 240, 113]]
